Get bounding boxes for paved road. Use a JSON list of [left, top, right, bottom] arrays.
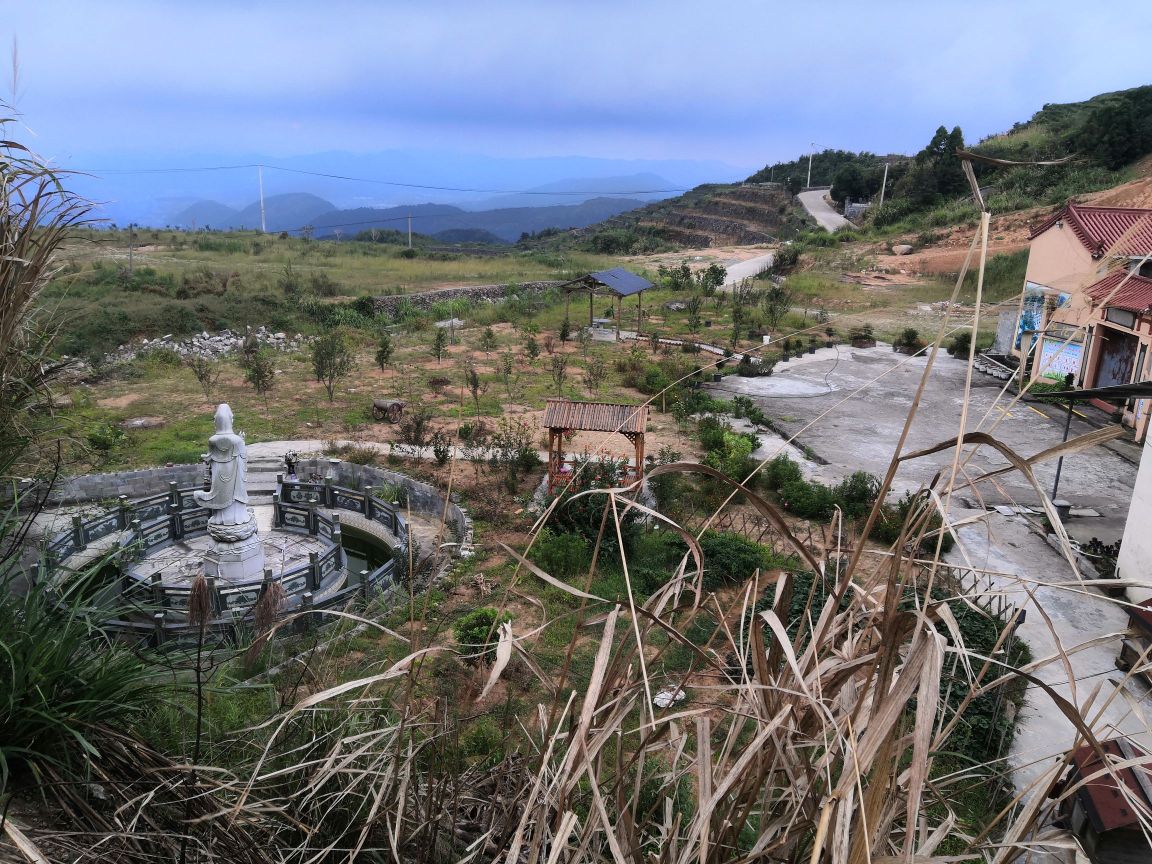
[[722, 252, 774, 287], [797, 189, 853, 232]]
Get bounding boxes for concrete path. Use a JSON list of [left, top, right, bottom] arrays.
[[722, 252, 774, 287], [707, 342, 1150, 805], [797, 189, 853, 232], [946, 512, 1152, 799]]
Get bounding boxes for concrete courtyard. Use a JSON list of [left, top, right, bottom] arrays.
[[708, 342, 1151, 798]]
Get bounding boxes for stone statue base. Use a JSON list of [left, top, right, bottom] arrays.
[[207, 512, 258, 542], [203, 531, 266, 584]]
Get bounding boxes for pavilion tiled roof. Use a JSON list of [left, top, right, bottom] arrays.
[[542, 399, 647, 435], [1086, 268, 1152, 313], [1030, 204, 1152, 258]]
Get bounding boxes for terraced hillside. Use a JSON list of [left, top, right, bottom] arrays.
[[557, 183, 814, 252]]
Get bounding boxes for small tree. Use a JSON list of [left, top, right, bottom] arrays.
[[499, 351, 518, 399], [374, 332, 393, 371], [465, 362, 489, 416], [185, 353, 222, 399], [542, 333, 557, 355], [686, 295, 703, 334], [559, 318, 571, 343], [550, 353, 568, 396], [479, 326, 498, 353], [312, 330, 355, 401], [695, 263, 727, 295], [524, 336, 540, 361], [577, 326, 592, 359], [244, 346, 276, 402], [762, 283, 795, 334], [432, 327, 449, 364], [584, 355, 607, 394]]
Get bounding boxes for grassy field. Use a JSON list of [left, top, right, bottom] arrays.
[[47, 229, 620, 358]]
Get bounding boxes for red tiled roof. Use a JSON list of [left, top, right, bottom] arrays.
[[1086, 269, 1152, 313], [1030, 204, 1152, 258], [542, 399, 647, 435], [1069, 739, 1152, 833]]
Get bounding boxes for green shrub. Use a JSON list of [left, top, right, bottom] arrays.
[[832, 471, 881, 519], [778, 478, 839, 521], [700, 530, 767, 591], [454, 607, 512, 665], [530, 529, 591, 579], [0, 563, 160, 793], [87, 422, 126, 452], [870, 491, 955, 554], [763, 454, 803, 490]]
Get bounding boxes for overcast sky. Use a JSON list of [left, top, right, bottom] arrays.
[[7, 0, 1152, 174]]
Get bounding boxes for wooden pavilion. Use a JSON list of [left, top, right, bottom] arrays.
[[561, 267, 654, 337], [542, 399, 649, 493]]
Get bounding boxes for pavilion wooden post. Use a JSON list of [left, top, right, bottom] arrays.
[[589, 291, 594, 327], [637, 293, 642, 335], [615, 295, 622, 340], [565, 290, 571, 323]]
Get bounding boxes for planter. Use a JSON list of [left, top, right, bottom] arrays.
[[712, 373, 723, 383]]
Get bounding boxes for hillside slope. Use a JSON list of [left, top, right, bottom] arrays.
[[555, 183, 812, 252]]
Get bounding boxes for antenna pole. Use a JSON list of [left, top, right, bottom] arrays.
[[258, 165, 267, 233], [407, 215, 412, 248]]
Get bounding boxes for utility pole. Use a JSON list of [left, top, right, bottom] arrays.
[[806, 142, 816, 188], [407, 215, 412, 248], [1051, 373, 1076, 500], [257, 164, 267, 234], [878, 162, 889, 209], [128, 222, 135, 274]]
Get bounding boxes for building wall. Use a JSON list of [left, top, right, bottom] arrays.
[[1119, 433, 1152, 603], [1015, 228, 1100, 365], [1024, 226, 1097, 294]]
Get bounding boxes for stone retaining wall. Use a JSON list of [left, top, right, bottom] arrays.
[[17, 464, 205, 508], [370, 280, 563, 317], [296, 458, 473, 554]]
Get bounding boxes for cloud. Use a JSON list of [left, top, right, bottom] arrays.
[[6, 0, 1152, 167]]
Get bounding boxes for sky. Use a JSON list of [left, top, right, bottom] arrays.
[[5, 0, 1152, 205]]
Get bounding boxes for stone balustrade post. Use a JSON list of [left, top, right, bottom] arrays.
[[71, 514, 85, 551], [308, 551, 319, 591]]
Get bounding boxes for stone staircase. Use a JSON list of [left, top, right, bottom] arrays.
[[245, 454, 289, 500]]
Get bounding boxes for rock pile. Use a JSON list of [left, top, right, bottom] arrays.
[[100, 326, 309, 364]]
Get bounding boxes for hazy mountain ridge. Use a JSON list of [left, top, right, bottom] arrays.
[[310, 196, 647, 242], [169, 193, 336, 232]]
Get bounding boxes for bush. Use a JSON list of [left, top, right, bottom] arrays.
[[763, 455, 803, 490], [530, 529, 591, 579], [778, 478, 839, 521], [832, 471, 881, 519], [454, 607, 512, 665], [0, 563, 160, 793], [700, 530, 767, 591], [870, 491, 956, 554]]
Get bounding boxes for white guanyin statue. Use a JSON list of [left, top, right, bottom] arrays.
[[195, 404, 257, 542]]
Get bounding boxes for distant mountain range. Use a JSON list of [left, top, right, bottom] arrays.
[[169, 193, 337, 232], [57, 148, 747, 227], [311, 197, 645, 242], [167, 191, 647, 243]]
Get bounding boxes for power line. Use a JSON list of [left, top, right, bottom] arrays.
[[65, 161, 692, 196]]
